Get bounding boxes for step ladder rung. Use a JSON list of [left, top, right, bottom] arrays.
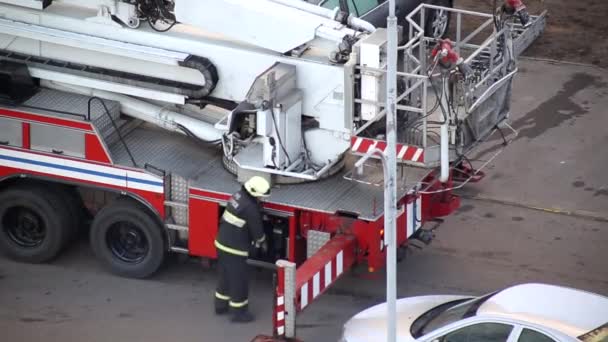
[[164, 200, 188, 208], [166, 224, 189, 232], [170, 246, 189, 254]]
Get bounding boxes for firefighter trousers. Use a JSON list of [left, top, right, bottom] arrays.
[[215, 250, 249, 314]]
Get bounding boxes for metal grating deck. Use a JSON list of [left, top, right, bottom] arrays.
[[19, 88, 125, 145], [111, 124, 430, 221], [23, 89, 121, 127]]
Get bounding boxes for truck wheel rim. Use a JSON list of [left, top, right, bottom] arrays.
[[432, 9, 449, 38], [3, 206, 46, 248], [106, 222, 149, 264]]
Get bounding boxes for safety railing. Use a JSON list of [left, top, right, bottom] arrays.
[[351, 4, 539, 168]]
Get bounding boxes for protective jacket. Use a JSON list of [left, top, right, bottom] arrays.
[[215, 187, 266, 257]]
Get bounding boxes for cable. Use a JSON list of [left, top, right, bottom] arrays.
[[399, 62, 447, 135], [222, 133, 234, 157], [301, 134, 322, 172], [447, 77, 462, 124], [270, 142, 278, 169], [495, 124, 508, 146], [427, 85, 442, 115], [420, 70, 449, 124], [148, 19, 176, 32], [137, 0, 177, 32], [175, 123, 221, 146], [269, 108, 292, 166], [427, 60, 449, 123], [451, 139, 479, 183], [409, 119, 441, 144]]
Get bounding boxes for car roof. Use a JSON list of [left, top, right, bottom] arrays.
[[477, 283, 608, 338]]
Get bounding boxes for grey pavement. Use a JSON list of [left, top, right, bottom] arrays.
[[464, 59, 608, 216]]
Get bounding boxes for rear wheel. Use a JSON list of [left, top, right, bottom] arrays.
[[0, 186, 71, 262], [90, 199, 165, 278]]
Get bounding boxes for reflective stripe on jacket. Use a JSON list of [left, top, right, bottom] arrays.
[[215, 240, 248, 257], [215, 187, 266, 257]]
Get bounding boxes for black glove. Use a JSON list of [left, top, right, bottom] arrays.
[[249, 243, 259, 258]]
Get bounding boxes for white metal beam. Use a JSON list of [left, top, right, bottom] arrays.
[[0, 0, 46, 10], [0, 18, 188, 66], [175, 0, 351, 54], [32, 67, 187, 104]]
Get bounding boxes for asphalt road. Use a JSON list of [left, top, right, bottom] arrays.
[[1, 59, 607, 342]]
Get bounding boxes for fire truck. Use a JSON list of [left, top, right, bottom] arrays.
[[0, 0, 544, 339]]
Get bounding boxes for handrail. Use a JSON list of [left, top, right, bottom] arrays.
[[353, 3, 526, 167], [87, 96, 137, 167]]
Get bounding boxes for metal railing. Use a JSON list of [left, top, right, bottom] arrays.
[[354, 4, 526, 167]]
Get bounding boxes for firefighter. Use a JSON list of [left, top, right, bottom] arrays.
[[214, 176, 270, 323]]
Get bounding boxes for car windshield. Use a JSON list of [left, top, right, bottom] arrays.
[[319, 0, 340, 10], [411, 292, 498, 338]]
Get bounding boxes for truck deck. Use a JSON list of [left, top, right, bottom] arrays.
[[15, 88, 429, 221]]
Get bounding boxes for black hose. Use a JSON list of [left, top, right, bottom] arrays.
[[148, 19, 176, 32], [179, 55, 219, 98], [269, 107, 292, 166], [176, 123, 221, 145], [138, 0, 177, 32], [401, 66, 448, 132], [495, 124, 508, 146]]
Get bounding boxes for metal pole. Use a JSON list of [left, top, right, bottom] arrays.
[[386, 1, 398, 342], [439, 73, 450, 183]]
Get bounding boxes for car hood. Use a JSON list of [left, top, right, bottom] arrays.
[[342, 295, 471, 342]]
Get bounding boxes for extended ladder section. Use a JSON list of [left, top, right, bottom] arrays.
[[352, 5, 546, 177]]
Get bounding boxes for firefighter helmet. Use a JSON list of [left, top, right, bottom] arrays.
[[244, 176, 271, 197]]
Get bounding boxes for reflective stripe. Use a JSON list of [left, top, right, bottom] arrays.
[[215, 292, 230, 301], [222, 210, 246, 228], [229, 299, 249, 308], [215, 240, 248, 257]]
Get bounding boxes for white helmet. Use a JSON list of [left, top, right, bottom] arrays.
[[244, 176, 271, 197]]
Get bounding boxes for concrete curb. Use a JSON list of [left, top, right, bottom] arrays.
[[520, 56, 607, 71], [461, 194, 608, 223]]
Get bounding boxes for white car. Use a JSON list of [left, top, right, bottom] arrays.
[[340, 283, 608, 342]]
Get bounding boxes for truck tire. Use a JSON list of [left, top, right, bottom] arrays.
[[425, 0, 452, 39], [90, 199, 165, 278], [0, 186, 71, 263], [52, 186, 88, 241]]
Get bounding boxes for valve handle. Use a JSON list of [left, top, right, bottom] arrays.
[[431, 39, 471, 76]]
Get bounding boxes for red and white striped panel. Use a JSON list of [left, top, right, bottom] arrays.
[[351, 136, 424, 163], [275, 295, 285, 336], [298, 250, 344, 310], [274, 235, 355, 337]]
